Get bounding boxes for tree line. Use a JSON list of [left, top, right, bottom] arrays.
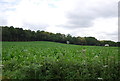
[[1, 26, 120, 47]]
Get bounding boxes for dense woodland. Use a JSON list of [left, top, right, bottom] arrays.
[[1, 26, 120, 46]]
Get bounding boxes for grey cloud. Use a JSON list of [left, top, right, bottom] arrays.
[[106, 32, 118, 36], [0, 0, 20, 26], [66, 13, 94, 27], [102, 31, 118, 42], [63, 0, 117, 28], [22, 22, 49, 31], [0, 0, 20, 12], [0, 17, 7, 26]]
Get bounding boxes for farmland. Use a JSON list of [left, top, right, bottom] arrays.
[[2, 41, 120, 80]]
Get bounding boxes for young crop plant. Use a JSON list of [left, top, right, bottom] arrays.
[[2, 41, 120, 80]]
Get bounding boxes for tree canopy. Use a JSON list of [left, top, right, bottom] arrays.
[[1, 26, 119, 47]]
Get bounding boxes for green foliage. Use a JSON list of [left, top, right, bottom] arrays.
[[1, 26, 118, 46], [2, 41, 120, 80]]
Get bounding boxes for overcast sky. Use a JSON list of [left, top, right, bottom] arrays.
[[0, 0, 119, 42]]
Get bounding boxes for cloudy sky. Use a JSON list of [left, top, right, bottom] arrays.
[[0, 0, 119, 42]]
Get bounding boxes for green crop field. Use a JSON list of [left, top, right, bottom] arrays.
[[2, 41, 120, 80]]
